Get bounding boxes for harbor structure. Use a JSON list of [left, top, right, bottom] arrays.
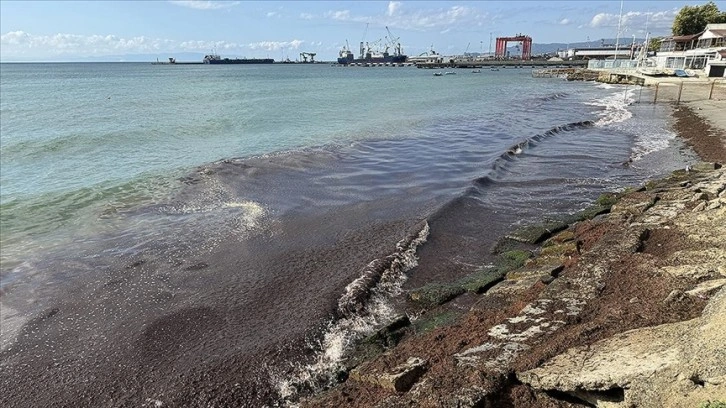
[[557, 46, 635, 61], [495, 34, 533, 60]]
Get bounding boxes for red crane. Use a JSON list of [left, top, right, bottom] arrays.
[[495, 34, 532, 60]]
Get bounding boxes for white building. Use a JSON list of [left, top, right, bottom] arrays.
[[557, 47, 634, 60], [655, 23, 726, 76]]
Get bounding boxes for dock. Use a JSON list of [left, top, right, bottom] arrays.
[[414, 60, 588, 69]]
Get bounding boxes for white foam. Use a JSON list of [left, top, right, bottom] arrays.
[[630, 130, 677, 161], [272, 222, 430, 404], [587, 86, 636, 126], [0, 304, 26, 352]]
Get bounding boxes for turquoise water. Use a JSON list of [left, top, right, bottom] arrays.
[[1, 63, 594, 267], [0, 62, 695, 405]]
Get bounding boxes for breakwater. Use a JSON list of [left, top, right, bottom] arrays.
[[415, 59, 587, 69]]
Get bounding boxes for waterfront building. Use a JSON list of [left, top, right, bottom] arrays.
[[557, 47, 634, 60], [654, 23, 726, 76]]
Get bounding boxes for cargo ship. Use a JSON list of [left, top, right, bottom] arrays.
[[337, 26, 407, 65], [203, 54, 274, 64], [337, 42, 407, 65]]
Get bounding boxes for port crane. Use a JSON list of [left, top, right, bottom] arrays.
[[299, 52, 316, 63], [495, 33, 532, 60], [385, 26, 402, 56]]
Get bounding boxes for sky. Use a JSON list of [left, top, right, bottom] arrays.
[[1, 0, 724, 62]]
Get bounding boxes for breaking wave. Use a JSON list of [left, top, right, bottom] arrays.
[[272, 221, 429, 405], [587, 86, 636, 126], [500, 120, 595, 159]]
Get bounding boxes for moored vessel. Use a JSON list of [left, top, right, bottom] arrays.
[[203, 53, 274, 64], [337, 26, 407, 65]]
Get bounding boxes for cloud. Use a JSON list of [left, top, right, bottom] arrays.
[[387, 1, 402, 17], [587, 9, 678, 35], [168, 1, 239, 10], [0, 31, 306, 59], [247, 40, 304, 51], [321, 3, 488, 31], [325, 10, 352, 20], [559, 18, 571, 25], [1, 31, 177, 56]]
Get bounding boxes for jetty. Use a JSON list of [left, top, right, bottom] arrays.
[[414, 59, 588, 69]]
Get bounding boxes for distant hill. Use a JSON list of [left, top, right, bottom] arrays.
[[76, 52, 207, 63]]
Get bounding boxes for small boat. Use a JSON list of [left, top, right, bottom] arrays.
[[490, 67, 500, 71], [445, 71, 456, 75], [472, 69, 481, 73], [433, 72, 443, 76]]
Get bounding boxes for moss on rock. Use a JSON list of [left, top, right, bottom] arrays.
[[409, 284, 466, 307], [413, 311, 457, 334], [506, 221, 570, 244]]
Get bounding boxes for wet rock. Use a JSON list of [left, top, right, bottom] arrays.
[[494, 250, 532, 272], [351, 358, 428, 393], [445, 386, 489, 407], [692, 192, 711, 201], [538, 241, 577, 258], [692, 162, 723, 172], [412, 311, 457, 334], [459, 267, 507, 294], [346, 315, 411, 369], [409, 284, 465, 307], [693, 202, 707, 212], [544, 229, 576, 245], [664, 289, 685, 304], [686, 279, 726, 297], [505, 221, 569, 244], [379, 357, 428, 392], [610, 193, 657, 216], [540, 275, 555, 285], [518, 288, 726, 408]]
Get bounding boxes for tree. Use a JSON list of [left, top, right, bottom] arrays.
[[648, 37, 662, 52], [672, 1, 726, 36]]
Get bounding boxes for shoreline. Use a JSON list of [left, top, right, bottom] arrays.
[[1, 76, 720, 407], [301, 101, 726, 407]]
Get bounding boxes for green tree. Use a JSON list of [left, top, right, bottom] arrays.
[[672, 1, 726, 36], [648, 37, 662, 52]]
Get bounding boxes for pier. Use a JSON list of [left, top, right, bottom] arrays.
[[414, 60, 588, 69]]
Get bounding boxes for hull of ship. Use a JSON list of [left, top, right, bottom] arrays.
[[338, 55, 408, 65], [206, 59, 274, 65]]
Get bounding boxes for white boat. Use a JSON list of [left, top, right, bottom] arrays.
[[445, 71, 456, 75], [433, 72, 443, 76], [472, 69, 481, 73]]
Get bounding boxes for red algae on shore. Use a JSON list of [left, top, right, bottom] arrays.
[[302, 103, 726, 407]]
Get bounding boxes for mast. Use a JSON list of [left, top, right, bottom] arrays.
[[638, 11, 651, 68], [614, 0, 623, 61]]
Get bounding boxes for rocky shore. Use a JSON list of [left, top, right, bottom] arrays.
[[301, 101, 726, 407]]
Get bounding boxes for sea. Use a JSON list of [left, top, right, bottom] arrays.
[[0, 62, 697, 406]]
